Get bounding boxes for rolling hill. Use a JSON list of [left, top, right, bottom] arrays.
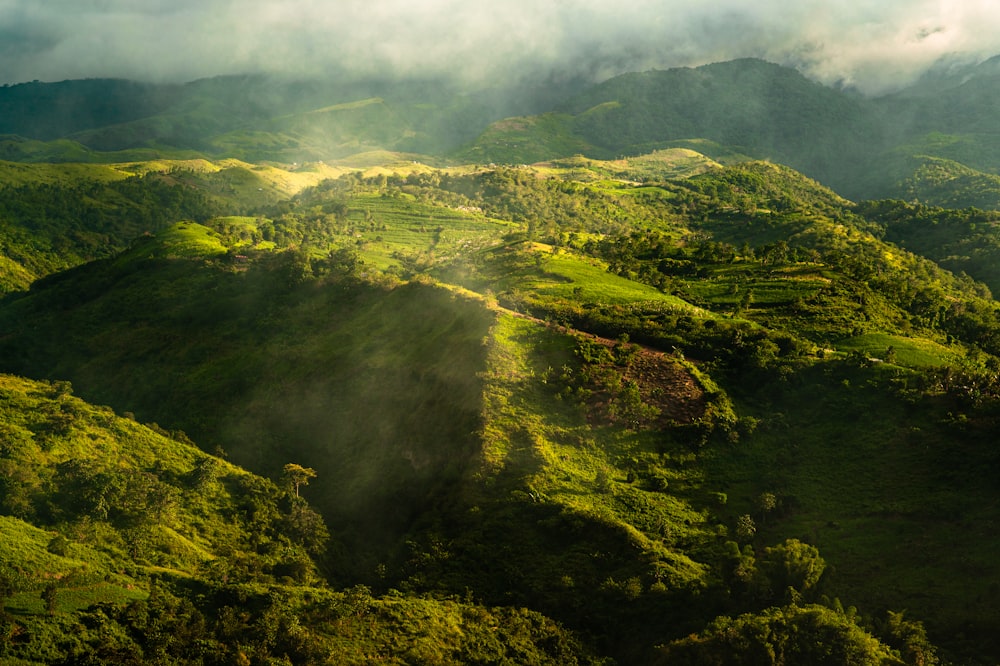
[[3, 56, 1000, 663], [458, 57, 1000, 206], [1, 153, 999, 662], [6, 57, 1000, 210]]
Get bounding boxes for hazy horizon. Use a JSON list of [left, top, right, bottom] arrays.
[[2, 1, 1000, 94]]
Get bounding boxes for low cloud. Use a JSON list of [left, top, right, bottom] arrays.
[[2, 0, 1000, 93]]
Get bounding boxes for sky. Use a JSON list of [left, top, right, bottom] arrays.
[[2, 0, 1000, 93]]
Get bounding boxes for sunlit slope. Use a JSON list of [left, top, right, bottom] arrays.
[[0, 373, 323, 588], [530, 149, 724, 182], [427, 310, 729, 658], [0, 378, 601, 665], [4, 158, 1000, 661], [0, 221, 953, 662], [0, 157, 361, 291], [0, 213, 723, 661]]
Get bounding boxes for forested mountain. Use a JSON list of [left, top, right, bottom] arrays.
[[460, 57, 1000, 204], [0, 75, 577, 164], [467, 59, 883, 190], [7, 57, 1000, 208], [2, 57, 1000, 664]]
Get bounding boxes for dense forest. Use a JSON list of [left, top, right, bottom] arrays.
[[1, 57, 1000, 664]]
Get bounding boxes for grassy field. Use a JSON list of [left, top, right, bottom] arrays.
[[0, 516, 117, 583], [680, 262, 831, 308], [483, 243, 705, 316], [127, 221, 229, 259], [532, 148, 722, 183], [6, 583, 147, 616], [339, 191, 513, 270], [0, 156, 357, 195], [0, 161, 132, 187], [835, 332, 959, 367]]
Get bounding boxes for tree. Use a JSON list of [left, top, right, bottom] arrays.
[[757, 492, 778, 524], [736, 287, 754, 315], [757, 538, 826, 603], [188, 456, 220, 490], [658, 604, 904, 665], [284, 501, 330, 555], [882, 610, 939, 666], [282, 463, 317, 497], [735, 514, 756, 542], [42, 583, 58, 616], [47, 535, 70, 557], [884, 345, 897, 364]]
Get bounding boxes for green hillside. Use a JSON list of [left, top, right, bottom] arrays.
[[8, 55, 1000, 663], [859, 199, 1000, 296], [0, 311, 600, 665], [0, 372, 326, 578], [454, 58, 1000, 210], [0, 157, 362, 290], [460, 59, 886, 194], [0, 75, 576, 168], [888, 155, 1000, 209], [3, 153, 1000, 663], [8, 59, 1000, 211]]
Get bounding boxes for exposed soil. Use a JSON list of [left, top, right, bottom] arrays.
[[583, 335, 707, 427], [499, 305, 706, 427]]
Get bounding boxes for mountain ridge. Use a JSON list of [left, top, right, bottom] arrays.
[[5, 57, 1000, 207], [3, 56, 1000, 663]]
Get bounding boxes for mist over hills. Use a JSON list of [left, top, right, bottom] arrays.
[[0, 73, 584, 163], [4, 56, 1000, 206], [4, 51, 1000, 664]]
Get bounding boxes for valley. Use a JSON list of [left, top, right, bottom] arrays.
[[1, 57, 1000, 664]]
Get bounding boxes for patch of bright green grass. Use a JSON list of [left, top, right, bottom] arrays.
[[835, 332, 958, 367], [133, 221, 228, 259], [531, 248, 706, 315], [0, 516, 115, 584], [6, 583, 147, 616], [338, 192, 513, 270], [681, 263, 829, 308], [478, 312, 714, 590], [0, 374, 277, 579], [0, 160, 131, 187], [0, 254, 35, 292]]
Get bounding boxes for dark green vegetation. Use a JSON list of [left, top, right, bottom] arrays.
[[0, 75, 575, 165], [2, 58, 1000, 663], [462, 57, 1000, 207], [8, 56, 1000, 210]]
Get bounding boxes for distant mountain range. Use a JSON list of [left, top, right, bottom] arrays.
[[3, 57, 1000, 207], [7, 57, 1000, 664]]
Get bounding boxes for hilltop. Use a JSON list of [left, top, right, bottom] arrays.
[[6, 58, 1000, 208], [3, 56, 1000, 663], [0, 74, 575, 165], [1, 151, 999, 662], [0, 59, 994, 222]]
